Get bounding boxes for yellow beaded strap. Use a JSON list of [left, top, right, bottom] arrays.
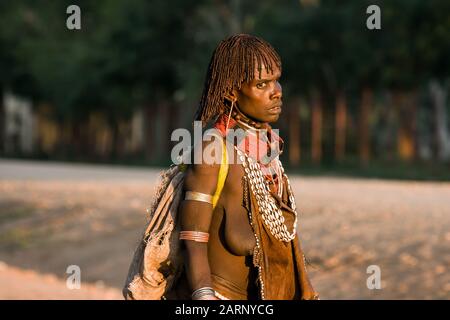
[[211, 134, 228, 209]]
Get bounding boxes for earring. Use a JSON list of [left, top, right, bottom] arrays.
[[226, 100, 235, 131]]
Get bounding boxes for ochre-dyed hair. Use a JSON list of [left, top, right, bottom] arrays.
[[195, 34, 282, 126]]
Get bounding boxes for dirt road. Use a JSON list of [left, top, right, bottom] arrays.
[[0, 159, 449, 299]]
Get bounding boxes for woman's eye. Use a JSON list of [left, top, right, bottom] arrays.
[[256, 82, 267, 89]]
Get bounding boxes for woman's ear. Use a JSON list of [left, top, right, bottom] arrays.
[[224, 90, 238, 104]]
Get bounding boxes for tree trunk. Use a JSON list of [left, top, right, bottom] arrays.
[[311, 91, 323, 165], [144, 104, 156, 161], [335, 91, 347, 162], [167, 101, 179, 159], [383, 91, 398, 161], [0, 87, 4, 155], [289, 97, 301, 167], [110, 120, 120, 160], [158, 99, 170, 162], [359, 87, 372, 166], [429, 80, 450, 161], [71, 120, 83, 159], [393, 91, 417, 162]]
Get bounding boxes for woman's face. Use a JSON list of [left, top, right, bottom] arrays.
[[235, 64, 283, 124]]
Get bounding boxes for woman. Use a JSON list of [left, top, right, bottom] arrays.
[[176, 34, 319, 300]]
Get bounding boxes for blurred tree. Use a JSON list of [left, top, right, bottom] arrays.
[[380, 0, 450, 162], [0, 0, 201, 161]]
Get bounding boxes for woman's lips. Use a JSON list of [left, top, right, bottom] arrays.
[[268, 105, 282, 114]]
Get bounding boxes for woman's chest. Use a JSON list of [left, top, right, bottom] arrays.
[[214, 164, 256, 256]]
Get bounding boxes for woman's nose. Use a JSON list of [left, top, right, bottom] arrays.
[[271, 82, 282, 99]]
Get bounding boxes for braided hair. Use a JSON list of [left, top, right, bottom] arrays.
[[195, 34, 282, 127]]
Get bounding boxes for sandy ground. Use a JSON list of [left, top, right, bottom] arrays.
[[0, 159, 449, 299], [0, 261, 122, 299]]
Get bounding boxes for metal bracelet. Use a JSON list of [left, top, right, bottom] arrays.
[[179, 231, 210, 243], [192, 287, 215, 300], [184, 191, 213, 204]]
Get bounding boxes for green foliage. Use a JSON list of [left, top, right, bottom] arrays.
[[2, 1, 448, 111], [0, 0, 449, 167]]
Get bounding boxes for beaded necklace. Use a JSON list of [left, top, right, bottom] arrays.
[[213, 113, 297, 242], [236, 147, 297, 242]]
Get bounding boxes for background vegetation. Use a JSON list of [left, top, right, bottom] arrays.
[[1, 0, 449, 180]]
